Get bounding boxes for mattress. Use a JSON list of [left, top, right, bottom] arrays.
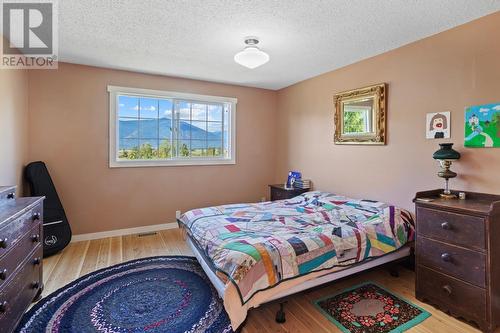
[[179, 191, 415, 306]]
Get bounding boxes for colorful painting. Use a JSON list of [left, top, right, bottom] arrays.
[[426, 112, 450, 139], [465, 103, 500, 148]]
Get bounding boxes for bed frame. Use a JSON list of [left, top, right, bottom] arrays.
[[186, 236, 412, 326]]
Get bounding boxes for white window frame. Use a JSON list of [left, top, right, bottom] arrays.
[[108, 85, 237, 167]]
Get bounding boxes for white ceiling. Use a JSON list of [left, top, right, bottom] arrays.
[[59, 1, 500, 90]]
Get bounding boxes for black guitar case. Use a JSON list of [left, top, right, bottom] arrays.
[[25, 161, 72, 257]]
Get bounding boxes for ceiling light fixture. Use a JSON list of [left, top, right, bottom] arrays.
[[234, 37, 269, 69]]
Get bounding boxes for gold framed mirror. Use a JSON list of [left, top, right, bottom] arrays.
[[334, 83, 387, 145]]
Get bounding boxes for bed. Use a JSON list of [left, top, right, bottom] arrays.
[[178, 191, 415, 330]]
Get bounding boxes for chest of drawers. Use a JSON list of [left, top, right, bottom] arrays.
[[0, 186, 44, 333], [414, 189, 500, 333]]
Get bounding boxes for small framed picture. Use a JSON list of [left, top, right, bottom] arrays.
[[426, 112, 450, 139], [286, 171, 301, 189]]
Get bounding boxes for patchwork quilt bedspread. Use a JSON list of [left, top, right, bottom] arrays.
[[179, 191, 414, 304]]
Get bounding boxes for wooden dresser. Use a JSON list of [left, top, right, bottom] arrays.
[[0, 186, 44, 333], [269, 184, 309, 201], [414, 189, 500, 333]]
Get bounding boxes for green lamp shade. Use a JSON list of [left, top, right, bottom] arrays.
[[433, 143, 461, 160]]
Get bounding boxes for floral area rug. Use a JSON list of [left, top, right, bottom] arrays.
[[313, 282, 430, 333]]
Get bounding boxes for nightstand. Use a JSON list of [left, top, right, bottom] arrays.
[[268, 184, 309, 201], [413, 189, 500, 333]]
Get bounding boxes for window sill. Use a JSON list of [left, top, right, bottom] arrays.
[[109, 158, 236, 168]]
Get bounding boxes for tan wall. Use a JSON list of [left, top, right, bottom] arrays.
[[276, 12, 500, 211], [28, 63, 277, 234], [0, 68, 29, 193], [24, 12, 500, 234]]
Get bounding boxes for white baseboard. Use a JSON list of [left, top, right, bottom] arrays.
[[71, 222, 179, 242]]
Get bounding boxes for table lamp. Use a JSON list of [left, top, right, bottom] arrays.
[[432, 143, 461, 199]]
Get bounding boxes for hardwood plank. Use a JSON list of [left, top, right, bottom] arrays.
[[42, 251, 62, 283], [277, 304, 315, 333], [244, 309, 275, 333], [257, 305, 288, 333], [159, 229, 190, 255], [142, 231, 169, 257], [96, 237, 111, 269], [121, 234, 137, 261], [42, 241, 89, 296], [79, 239, 101, 276], [41, 229, 495, 333], [108, 236, 122, 266], [173, 228, 193, 255], [287, 298, 331, 333]]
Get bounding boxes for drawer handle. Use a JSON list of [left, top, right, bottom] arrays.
[[442, 285, 453, 295], [0, 238, 7, 249], [33, 257, 41, 266], [6, 192, 15, 199], [441, 253, 452, 262], [32, 281, 40, 289], [441, 222, 451, 230], [32, 212, 41, 221], [0, 301, 7, 313], [31, 234, 40, 243], [0, 269, 6, 280]]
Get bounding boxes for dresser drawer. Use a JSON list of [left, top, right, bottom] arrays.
[[0, 224, 42, 288], [0, 190, 15, 205], [417, 236, 485, 287], [416, 207, 485, 250], [416, 265, 486, 324], [270, 187, 308, 201], [271, 189, 288, 201], [0, 246, 42, 333], [0, 204, 42, 258]]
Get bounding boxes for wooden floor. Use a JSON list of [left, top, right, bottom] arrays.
[[41, 228, 488, 333]]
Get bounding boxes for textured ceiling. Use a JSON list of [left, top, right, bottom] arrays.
[[59, 0, 500, 90]]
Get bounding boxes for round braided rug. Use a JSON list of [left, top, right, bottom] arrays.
[[17, 256, 234, 333]]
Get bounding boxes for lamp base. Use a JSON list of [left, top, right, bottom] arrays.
[[440, 192, 457, 199]]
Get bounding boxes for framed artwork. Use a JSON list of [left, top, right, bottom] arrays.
[[464, 103, 500, 148], [333, 83, 387, 145], [426, 112, 450, 139], [286, 171, 301, 188]]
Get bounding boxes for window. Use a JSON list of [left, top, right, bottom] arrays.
[[108, 86, 236, 167]]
